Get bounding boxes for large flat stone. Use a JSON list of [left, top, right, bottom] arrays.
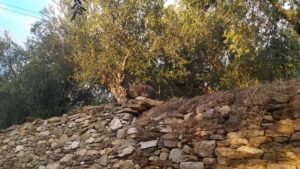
[[267, 163, 296, 169], [194, 140, 216, 157], [164, 140, 178, 148], [60, 154, 73, 163], [66, 141, 80, 150], [180, 162, 204, 169], [169, 148, 184, 163], [119, 160, 135, 169], [140, 140, 158, 149], [46, 163, 60, 169], [275, 119, 294, 135], [109, 118, 123, 130], [237, 146, 263, 158], [118, 146, 135, 157], [230, 138, 248, 146]]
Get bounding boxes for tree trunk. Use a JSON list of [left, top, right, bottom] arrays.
[[106, 53, 131, 104], [110, 84, 128, 104], [109, 54, 131, 104]]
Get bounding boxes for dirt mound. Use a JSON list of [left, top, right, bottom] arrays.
[[138, 80, 300, 126]]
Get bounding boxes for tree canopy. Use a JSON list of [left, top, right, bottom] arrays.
[[0, 0, 299, 127], [69, 0, 300, 100]]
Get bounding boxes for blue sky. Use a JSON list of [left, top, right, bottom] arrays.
[[0, 0, 176, 46], [0, 0, 54, 45]]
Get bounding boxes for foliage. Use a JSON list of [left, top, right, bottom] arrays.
[[0, 33, 27, 127], [67, 0, 300, 101], [0, 0, 300, 127], [63, 0, 192, 101], [0, 10, 90, 128]]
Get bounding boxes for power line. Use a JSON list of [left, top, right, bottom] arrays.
[[0, 1, 40, 15], [0, 6, 41, 19]]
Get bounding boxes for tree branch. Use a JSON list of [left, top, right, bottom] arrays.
[[268, 0, 300, 35], [118, 54, 130, 84]]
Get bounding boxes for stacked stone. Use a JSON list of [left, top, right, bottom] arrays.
[[131, 87, 300, 169], [1, 82, 300, 169], [0, 100, 148, 169]]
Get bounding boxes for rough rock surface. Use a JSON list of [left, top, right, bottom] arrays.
[[1, 81, 300, 169]]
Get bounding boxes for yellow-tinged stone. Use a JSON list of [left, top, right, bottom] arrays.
[[292, 147, 300, 153], [232, 159, 267, 169], [217, 157, 229, 165], [215, 165, 227, 169], [236, 164, 267, 169], [294, 119, 300, 131], [267, 163, 296, 169], [247, 130, 265, 138], [265, 130, 281, 137], [215, 148, 241, 159], [236, 146, 263, 158], [276, 119, 294, 135], [286, 151, 300, 162], [230, 138, 249, 146], [245, 160, 267, 169], [249, 136, 272, 147], [215, 148, 234, 157], [227, 131, 249, 139], [245, 165, 267, 169]]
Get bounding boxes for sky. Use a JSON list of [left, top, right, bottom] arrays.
[[0, 0, 176, 46], [0, 0, 55, 46]]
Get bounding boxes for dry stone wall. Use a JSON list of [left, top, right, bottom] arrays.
[[1, 81, 300, 169]]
